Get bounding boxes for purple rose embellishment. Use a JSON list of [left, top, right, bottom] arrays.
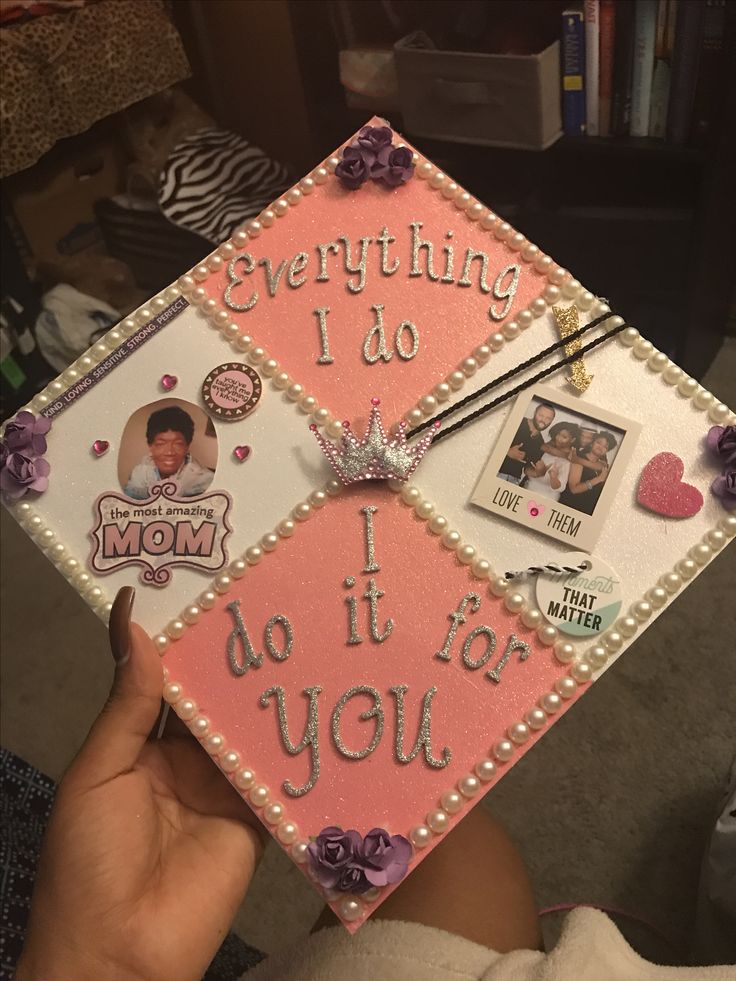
[[308, 825, 413, 894], [359, 828, 412, 887], [707, 425, 736, 511], [707, 425, 736, 467], [3, 410, 51, 455], [334, 146, 369, 191], [334, 125, 414, 191], [372, 145, 415, 187], [307, 826, 362, 889], [1, 410, 52, 501], [355, 125, 393, 164], [0, 451, 51, 500], [337, 864, 371, 894], [711, 470, 736, 510]]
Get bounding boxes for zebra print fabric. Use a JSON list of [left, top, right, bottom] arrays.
[[158, 127, 292, 244]]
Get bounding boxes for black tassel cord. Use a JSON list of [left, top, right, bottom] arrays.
[[410, 311, 627, 445]]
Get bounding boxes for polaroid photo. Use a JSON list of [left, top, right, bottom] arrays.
[[471, 384, 642, 551]]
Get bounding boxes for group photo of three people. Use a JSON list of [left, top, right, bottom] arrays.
[[498, 399, 621, 515]]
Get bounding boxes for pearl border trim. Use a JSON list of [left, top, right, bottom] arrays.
[[616, 326, 734, 424]]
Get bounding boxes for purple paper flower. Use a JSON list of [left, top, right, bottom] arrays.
[[371, 145, 415, 187], [337, 864, 371, 894], [335, 146, 369, 191], [308, 825, 413, 894], [3, 410, 51, 455], [707, 425, 736, 467], [0, 451, 51, 500], [307, 826, 362, 889], [359, 828, 412, 887], [354, 125, 393, 165], [711, 470, 736, 510]]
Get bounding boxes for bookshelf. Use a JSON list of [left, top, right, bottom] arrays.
[[282, 0, 735, 380]]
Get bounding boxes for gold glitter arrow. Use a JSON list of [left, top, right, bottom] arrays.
[[552, 304, 594, 393]]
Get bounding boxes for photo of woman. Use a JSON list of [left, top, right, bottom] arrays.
[[559, 431, 619, 515], [523, 421, 580, 502], [118, 399, 218, 501]]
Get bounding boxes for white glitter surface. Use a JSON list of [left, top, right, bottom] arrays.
[[413, 311, 732, 673], [9, 305, 325, 634]]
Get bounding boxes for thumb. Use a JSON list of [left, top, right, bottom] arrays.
[[69, 587, 163, 788]]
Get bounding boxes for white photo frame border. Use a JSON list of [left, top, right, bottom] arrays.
[[470, 383, 643, 552]]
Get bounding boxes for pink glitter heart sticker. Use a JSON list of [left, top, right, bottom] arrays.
[[233, 445, 252, 462], [637, 452, 703, 518], [527, 501, 545, 518], [92, 440, 109, 457], [161, 374, 178, 391]]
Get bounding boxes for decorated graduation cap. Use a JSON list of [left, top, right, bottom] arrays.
[[2, 118, 733, 932]]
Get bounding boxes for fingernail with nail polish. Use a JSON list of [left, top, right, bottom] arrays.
[[109, 586, 135, 665]]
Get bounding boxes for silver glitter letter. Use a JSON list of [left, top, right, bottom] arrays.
[[331, 686, 384, 760], [226, 599, 263, 676], [259, 685, 322, 797], [489, 264, 521, 321], [313, 307, 334, 365], [288, 252, 309, 288], [344, 576, 363, 645], [394, 321, 420, 361], [409, 221, 439, 281], [377, 226, 399, 275], [363, 304, 393, 364], [435, 593, 481, 661], [224, 254, 258, 312], [265, 614, 293, 662], [462, 625, 497, 670], [339, 235, 372, 294], [458, 248, 492, 293], [258, 256, 288, 298], [440, 231, 455, 283], [360, 505, 380, 573], [316, 241, 340, 281], [486, 632, 532, 684], [364, 578, 394, 643], [390, 685, 452, 769]]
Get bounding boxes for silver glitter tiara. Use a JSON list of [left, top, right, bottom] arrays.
[[310, 398, 440, 485]]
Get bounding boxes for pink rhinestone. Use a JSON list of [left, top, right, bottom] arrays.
[[371, 397, 381, 406]]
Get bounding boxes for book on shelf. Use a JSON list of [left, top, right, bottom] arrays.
[[561, 8, 587, 136], [630, 0, 657, 137], [598, 0, 616, 137], [584, 0, 600, 135], [648, 0, 677, 138], [611, 0, 635, 136], [689, 0, 729, 146], [666, 0, 705, 145]]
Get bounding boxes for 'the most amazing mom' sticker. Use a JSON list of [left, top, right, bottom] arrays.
[[536, 551, 622, 638], [201, 362, 262, 420]]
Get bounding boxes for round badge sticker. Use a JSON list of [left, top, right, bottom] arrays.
[[202, 363, 262, 420], [536, 551, 622, 638]]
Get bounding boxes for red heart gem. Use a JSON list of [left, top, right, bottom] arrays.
[[92, 440, 109, 457], [637, 452, 703, 518], [233, 445, 251, 462], [161, 374, 178, 391]]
